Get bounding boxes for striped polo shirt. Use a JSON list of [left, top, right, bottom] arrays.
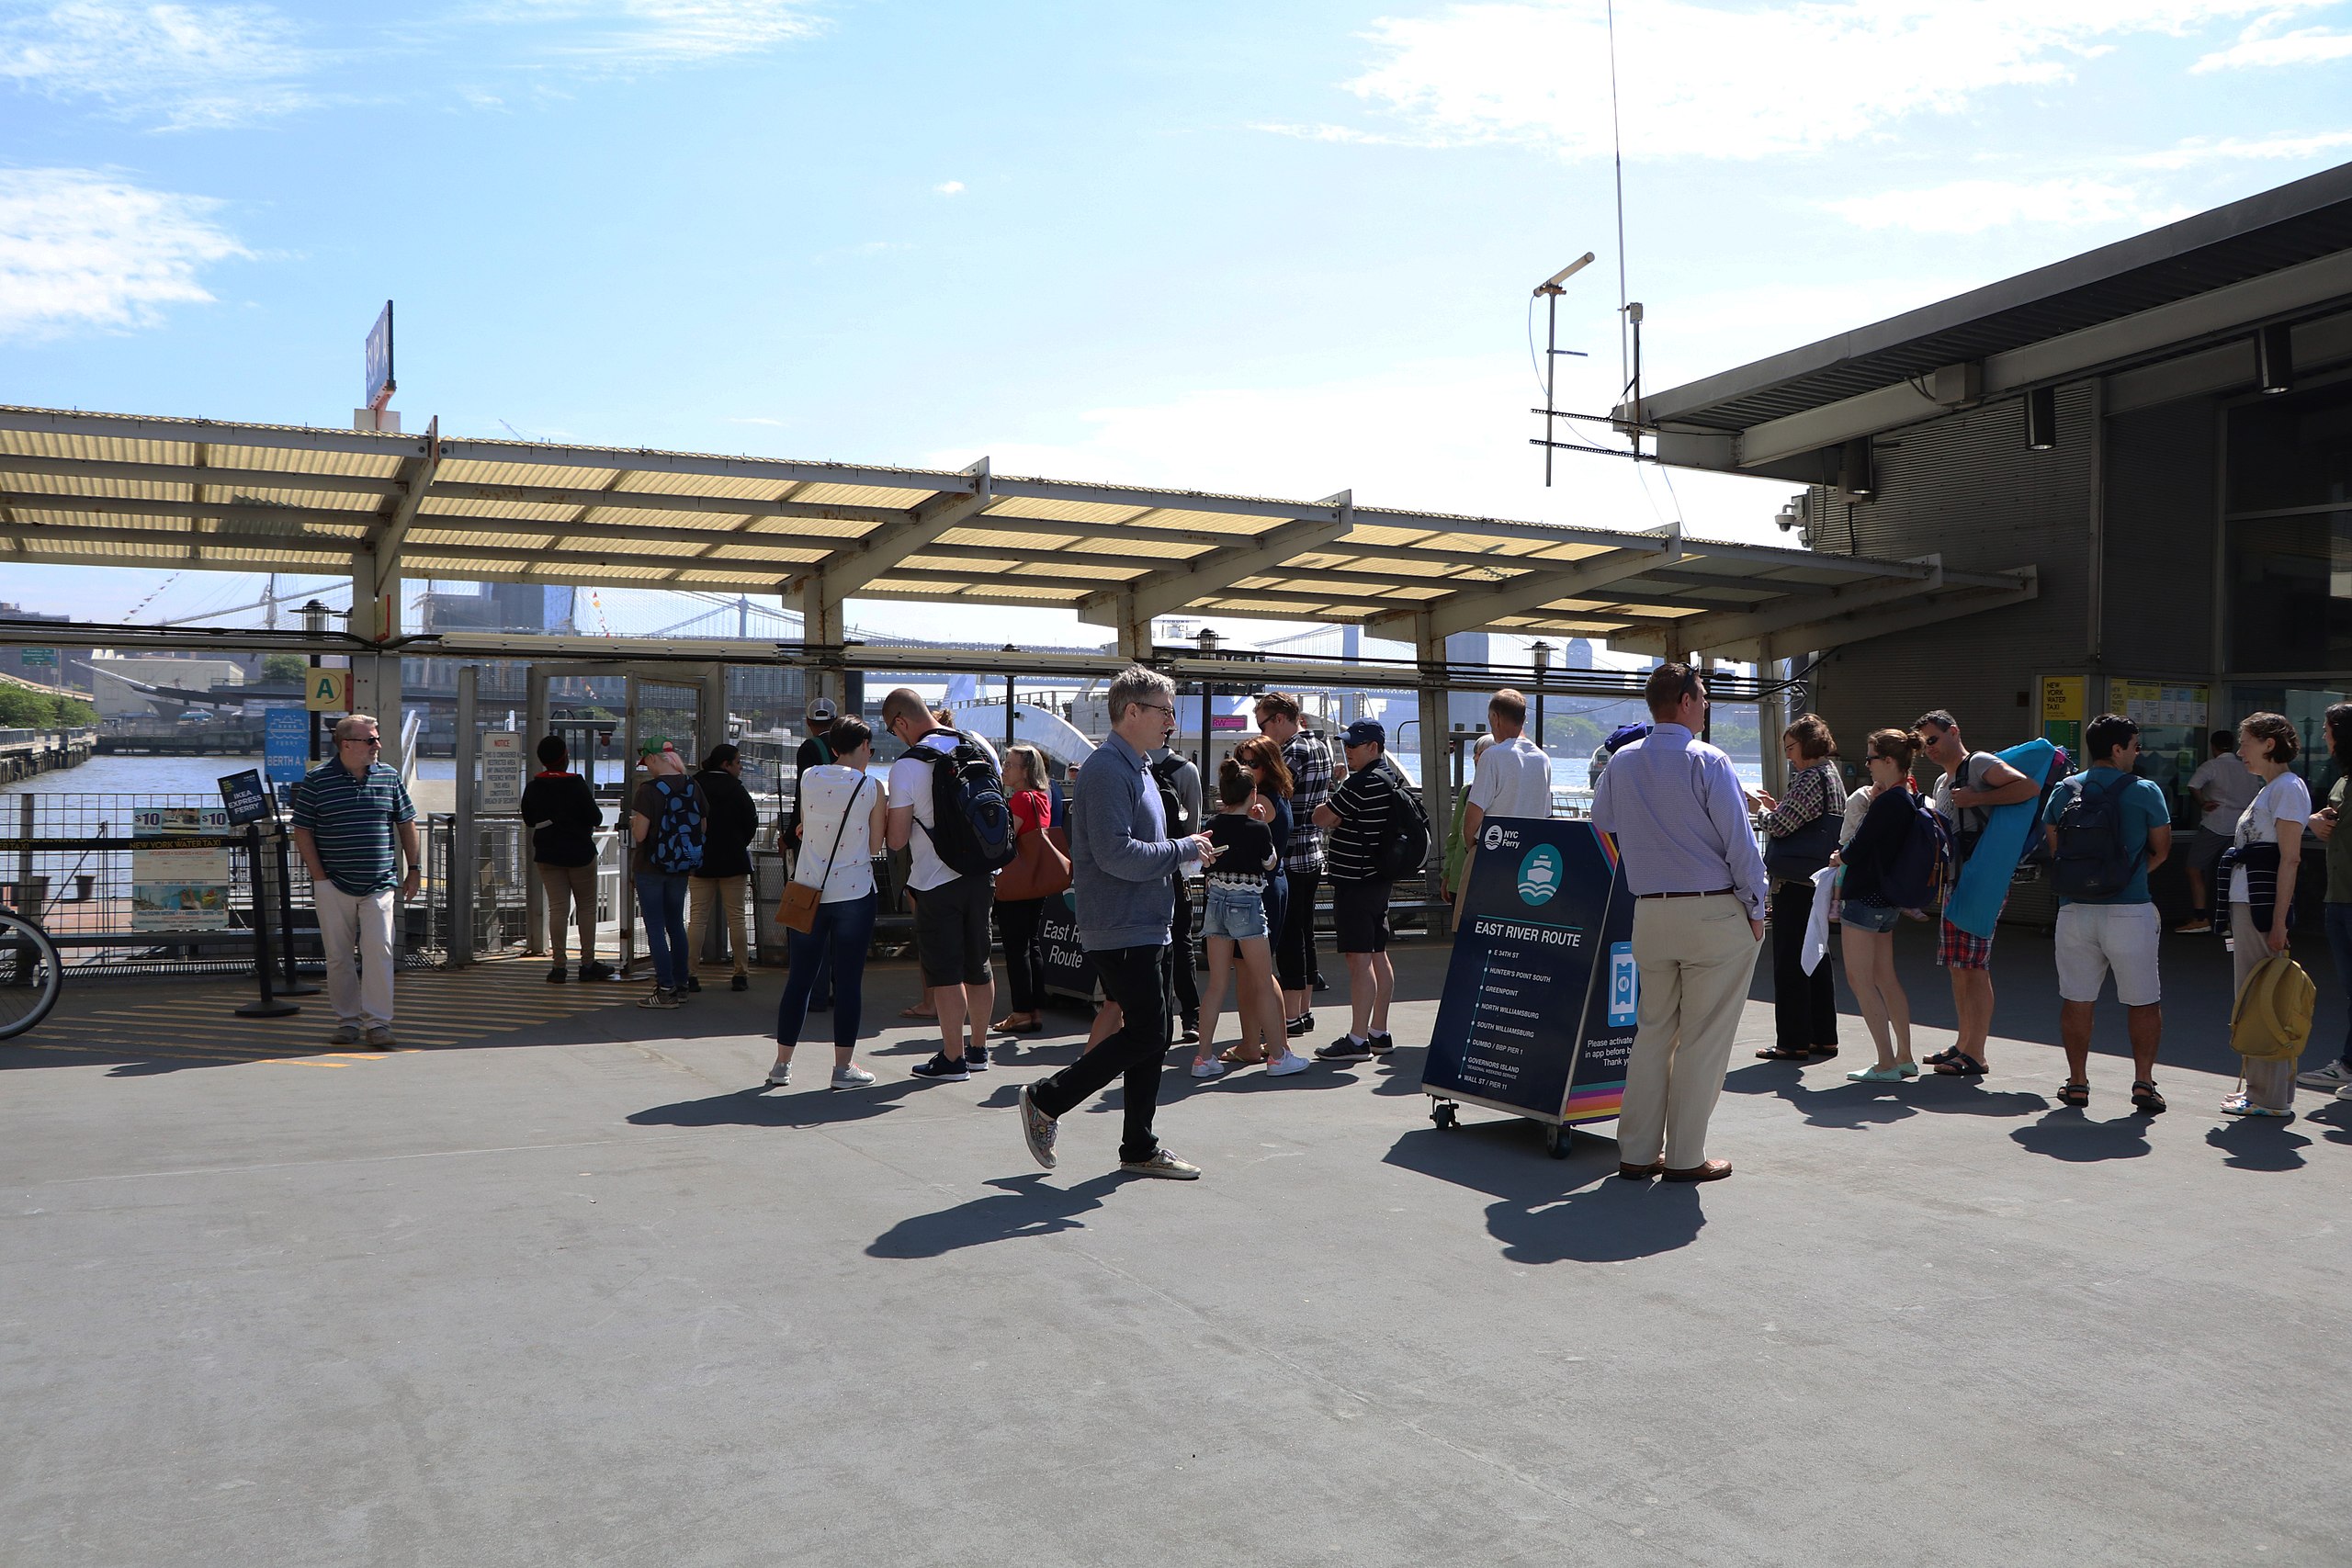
[[292, 759, 417, 896]]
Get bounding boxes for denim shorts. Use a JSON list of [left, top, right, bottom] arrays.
[[1202, 884, 1270, 942], [1841, 899, 1900, 933]]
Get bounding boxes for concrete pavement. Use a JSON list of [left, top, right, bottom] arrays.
[[5, 926, 2347, 1567]]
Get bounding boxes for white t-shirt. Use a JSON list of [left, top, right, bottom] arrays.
[[2188, 752, 2259, 836], [888, 729, 1000, 892], [2228, 771, 2312, 905], [794, 764, 877, 903], [1468, 734, 1552, 819]]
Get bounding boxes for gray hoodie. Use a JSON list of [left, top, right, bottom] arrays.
[[1071, 729, 1203, 950]]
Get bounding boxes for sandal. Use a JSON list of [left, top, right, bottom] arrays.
[[899, 1001, 936, 1020], [1217, 1044, 1269, 1066], [2130, 1078, 2166, 1115], [1924, 1046, 1962, 1067], [1933, 1054, 1987, 1077], [2055, 1079, 2089, 1108], [1754, 1044, 1814, 1061]]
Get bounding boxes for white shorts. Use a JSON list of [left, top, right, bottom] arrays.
[[2053, 902, 2161, 1007]]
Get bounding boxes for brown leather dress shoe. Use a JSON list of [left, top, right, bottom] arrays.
[[1663, 1159, 1733, 1183], [1617, 1160, 1664, 1180]]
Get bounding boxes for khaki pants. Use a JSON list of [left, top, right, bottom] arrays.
[[537, 862, 598, 964], [1618, 894, 1761, 1168], [2230, 903, 2300, 1110], [316, 882, 396, 1030], [690, 874, 752, 978]]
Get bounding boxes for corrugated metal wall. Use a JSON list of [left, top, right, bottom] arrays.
[[2101, 400, 2219, 678]]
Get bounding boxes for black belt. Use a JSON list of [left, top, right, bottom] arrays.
[[1636, 887, 1735, 900]]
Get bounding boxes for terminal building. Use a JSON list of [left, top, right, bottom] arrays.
[[1629, 160, 2352, 860]]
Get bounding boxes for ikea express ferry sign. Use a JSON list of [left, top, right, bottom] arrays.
[[1420, 817, 1638, 1127]]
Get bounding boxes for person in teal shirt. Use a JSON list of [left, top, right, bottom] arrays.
[[2040, 714, 2174, 1113]]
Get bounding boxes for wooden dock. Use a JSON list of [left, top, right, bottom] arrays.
[[0, 726, 94, 781]]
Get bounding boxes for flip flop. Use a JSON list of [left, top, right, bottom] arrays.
[[1933, 1054, 1987, 1077], [1217, 1044, 1269, 1066], [899, 1002, 936, 1020]]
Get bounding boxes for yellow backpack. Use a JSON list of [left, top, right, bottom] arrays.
[[2230, 953, 2316, 1062]]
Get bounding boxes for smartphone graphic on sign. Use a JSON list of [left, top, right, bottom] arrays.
[[1607, 942, 1637, 1027]]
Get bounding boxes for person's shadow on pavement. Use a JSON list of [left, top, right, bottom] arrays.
[[1384, 1122, 1707, 1264], [2205, 1120, 2312, 1170], [1724, 1063, 1922, 1132], [628, 1078, 926, 1129], [2009, 1107, 2153, 1163], [866, 1172, 1127, 1258]]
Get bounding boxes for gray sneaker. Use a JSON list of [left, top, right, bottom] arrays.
[[329, 1023, 363, 1046], [764, 1061, 790, 1087], [1118, 1148, 1201, 1180], [1016, 1083, 1058, 1170], [2296, 1059, 2352, 1089], [364, 1026, 396, 1050], [831, 1063, 876, 1089], [637, 987, 680, 1010]]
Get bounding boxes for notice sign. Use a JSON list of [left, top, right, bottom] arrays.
[[218, 769, 272, 826], [131, 807, 232, 931], [1037, 888, 1099, 1002], [481, 730, 525, 814], [305, 669, 350, 712], [266, 706, 310, 785], [1420, 817, 1636, 1125]]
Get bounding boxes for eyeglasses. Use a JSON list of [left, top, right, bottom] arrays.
[[1138, 703, 1176, 716], [342, 735, 382, 746]]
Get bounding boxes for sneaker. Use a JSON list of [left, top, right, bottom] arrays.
[[1366, 1031, 1396, 1055], [1120, 1148, 1202, 1180], [730, 974, 749, 993], [547, 964, 568, 984], [1189, 1057, 1226, 1079], [1315, 1034, 1374, 1062], [1286, 1011, 1313, 1037], [1179, 1021, 1201, 1044], [1846, 1064, 1905, 1083], [2174, 919, 2212, 934], [2221, 1092, 2292, 1119], [2338, 1083, 2352, 1101], [764, 1061, 790, 1087], [577, 961, 616, 982], [684, 975, 703, 993], [364, 1026, 397, 1050], [2295, 1059, 2352, 1089], [910, 1052, 970, 1081], [966, 1043, 990, 1071], [1313, 976, 1330, 992], [328, 1023, 363, 1046], [638, 987, 680, 1010], [1016, 1083, 1058, 1169], [831, 1063, 876, 1089], [1267, 1051, 1312, 1077]]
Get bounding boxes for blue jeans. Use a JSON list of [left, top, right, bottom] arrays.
[[634, 872, 691, 990], [2326, 903, 2352, 1068], [777, 893, 876, 1054]]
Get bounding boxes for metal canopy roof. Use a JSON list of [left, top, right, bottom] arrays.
[[1629, 159, 2352, 474], [0, 403, 2033, 661]]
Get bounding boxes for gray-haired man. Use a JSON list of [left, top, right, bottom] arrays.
[[1018, 665, 1220, 1179], [291, 713, 420, 1048]]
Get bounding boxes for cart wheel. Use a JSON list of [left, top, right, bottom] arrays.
[[1544, 1123, 1570, 1159], [1430, 1100, 1458, 1130]]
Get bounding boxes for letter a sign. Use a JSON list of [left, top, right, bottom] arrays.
[[305, 669, 351, 712]]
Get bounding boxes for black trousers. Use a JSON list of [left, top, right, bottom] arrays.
[[997, 896, 1046, 1013], [1770, 878, 1838, 1051], [1030, 943, 1170, 1163], [1163, 873, 1200, 1025], [1275, 867, 1319, 992]]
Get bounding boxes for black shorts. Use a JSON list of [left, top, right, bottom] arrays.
[[913, 874, 994, 987], [1331, 877, 1393, 954]]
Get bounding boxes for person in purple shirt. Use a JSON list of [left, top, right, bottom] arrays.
[[1589, 662, 1769, 1185]]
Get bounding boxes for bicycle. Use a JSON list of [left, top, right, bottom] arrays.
[[0, 901, 62, 1040]]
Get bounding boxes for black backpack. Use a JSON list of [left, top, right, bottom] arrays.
[[2050, 773, 2140, 899], [644, 777, 705, 874], [1372, 761, 1432, 881], [913, 730, 1018, 878], [1882, 792, 1951, 911], [1148, 753, 1199, 838]]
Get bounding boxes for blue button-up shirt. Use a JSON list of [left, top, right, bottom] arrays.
[[1589, 723, 1769, 919]]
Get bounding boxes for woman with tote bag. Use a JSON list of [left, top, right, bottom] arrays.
[[769, 717, 889, 1089], [989, 743, 1065, 1037]]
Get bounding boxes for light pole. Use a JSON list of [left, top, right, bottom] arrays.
[[300, 600, 329, 761], [1529, 639, 1555, 753], [1194, 627, 1220, 768]]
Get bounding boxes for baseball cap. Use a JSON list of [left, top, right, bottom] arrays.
[[806, 697, 838, 725], [638, 734, 676, 757], [1343, 718, 1385, 749]]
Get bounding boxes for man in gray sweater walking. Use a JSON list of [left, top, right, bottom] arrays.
[[1018, 665, 1220, 1179]]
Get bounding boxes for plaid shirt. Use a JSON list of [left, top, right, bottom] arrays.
[[1758, 760, 1839, 839], [1281, 728, 1334, 872]]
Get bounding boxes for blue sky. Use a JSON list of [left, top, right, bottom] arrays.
[[6, 0, 2351, 646]]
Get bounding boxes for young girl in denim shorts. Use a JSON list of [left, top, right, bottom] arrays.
[[1190, 759, 1313, 1078]]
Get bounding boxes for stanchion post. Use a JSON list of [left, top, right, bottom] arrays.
[[274, 818, 319, 996], [236, 822, 300, 1019]]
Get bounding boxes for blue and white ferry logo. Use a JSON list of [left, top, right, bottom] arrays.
[[1516, 844, 1562, 905]]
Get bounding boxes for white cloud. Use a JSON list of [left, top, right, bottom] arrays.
[[2129, 128, 2352, 166], [481, 0, 823, 66], [2193, 24, 2352, 69], [1826, 175, 2191, 234], [0, 167, 251, 338], [933, 179, 965, 196], [1331, 0, 2325, 160], [0, 1, 314, 129]]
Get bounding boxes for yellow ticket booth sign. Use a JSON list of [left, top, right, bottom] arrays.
[[304, 668, 351, 712], [2041, 675, 2085, 753]]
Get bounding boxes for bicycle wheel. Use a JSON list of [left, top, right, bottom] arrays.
[[0, 909, 62, 1041]]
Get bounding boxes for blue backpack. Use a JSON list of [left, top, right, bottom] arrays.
[[1883, 793, 1951, 910], [646, 777, 705, 874]]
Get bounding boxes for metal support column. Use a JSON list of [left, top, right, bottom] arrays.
[[1758, 640, 1790, 800], [696, 663, 727, 763], [1413, 616, 1451, 930], [619, 674, 640, 976], [524, 664, 548, 955], [452, 665, 477, 967]]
